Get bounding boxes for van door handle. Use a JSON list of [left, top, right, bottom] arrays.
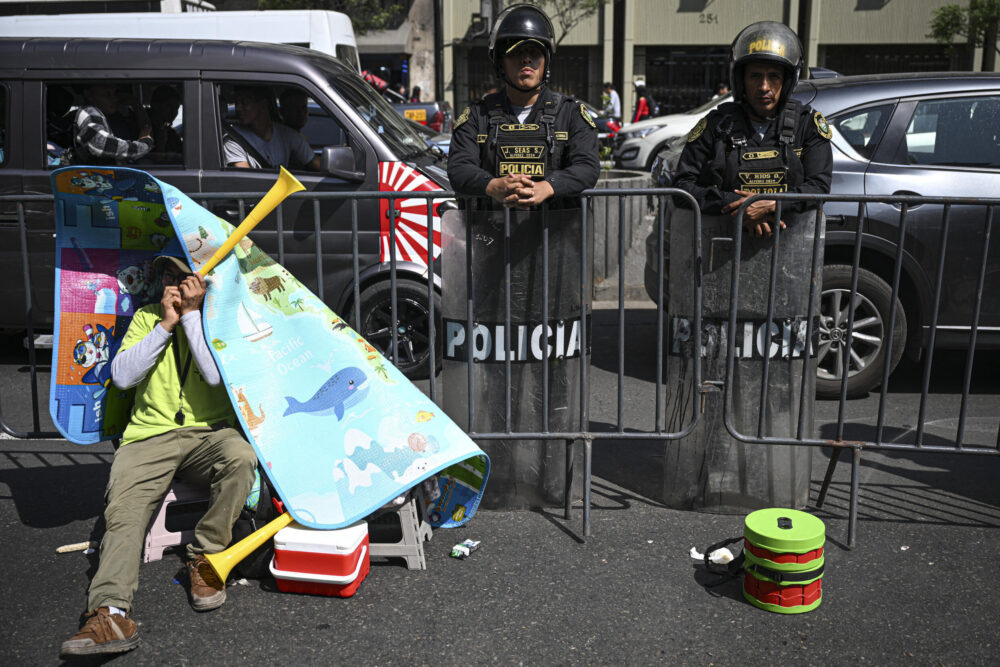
[[891, 190, 924, 210]]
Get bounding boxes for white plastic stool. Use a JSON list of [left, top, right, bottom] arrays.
[[143, 480, 209, 563], [368, 487, 433, 570]]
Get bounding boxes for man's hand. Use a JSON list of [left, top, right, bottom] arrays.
[[511, 179, 555, 210], [722, 189, 787, 237], [160, 286, 182, 333], [178, 273, 207, 315], [486, 174, 534, 206]]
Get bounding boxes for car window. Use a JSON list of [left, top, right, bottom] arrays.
[[301, 106, 349, 149], [832, 104, 892, 160], [325, 71, 428, 160], [47, 81, 185, 169], [903, 96, 1000, 168], [217, 83, 338, 173]]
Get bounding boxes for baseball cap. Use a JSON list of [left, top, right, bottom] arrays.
[[153, 254, 192, 274]]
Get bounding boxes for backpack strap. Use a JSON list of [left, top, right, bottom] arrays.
[[484, 92, 507, 153], [779, 99, 801, 145], [537, 88, 564, 151], [777, 99, 801, 162]]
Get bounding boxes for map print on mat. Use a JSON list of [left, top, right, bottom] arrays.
[[50, 166, 489, 530]]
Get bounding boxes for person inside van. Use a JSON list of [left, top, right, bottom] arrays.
[[73, 83, 154, 165], [104, 85, 150, 146], [224, 85, 319, 171], [277, 88, 309, 133], [147, 84, 183, 163]]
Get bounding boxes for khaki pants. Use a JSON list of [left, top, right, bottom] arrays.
[[87, 426, 256, 614]]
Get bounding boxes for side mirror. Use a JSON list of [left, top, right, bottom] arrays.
[[321, 146, 365, 182]]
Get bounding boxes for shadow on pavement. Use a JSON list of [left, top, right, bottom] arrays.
[[0, 449, 110, 528]]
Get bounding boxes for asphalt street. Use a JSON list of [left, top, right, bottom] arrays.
[[2, 313, 999, 664]]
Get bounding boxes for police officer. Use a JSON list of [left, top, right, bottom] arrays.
[[674, 21, 832, 236], [447, 3, 599, 209]]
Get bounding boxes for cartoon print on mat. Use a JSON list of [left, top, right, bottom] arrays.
[[234, 386, 266, 437], [333, 426, 440, 494], [72, 322, 120, 399], [283, 367, 370, 419]]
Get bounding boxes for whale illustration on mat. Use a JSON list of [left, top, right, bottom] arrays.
[[283, 366, 370, 420]]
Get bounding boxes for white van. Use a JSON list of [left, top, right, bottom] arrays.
[[0, 9, 360, 71]]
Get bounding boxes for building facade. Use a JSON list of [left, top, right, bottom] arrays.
[[363, 0, 997, 119]]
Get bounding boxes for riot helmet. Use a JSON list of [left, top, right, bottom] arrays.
[[488, 3, 555, 91], [729, 21, 803, 112]]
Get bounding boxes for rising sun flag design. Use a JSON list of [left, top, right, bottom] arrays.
[[378, 161, 450, 268]]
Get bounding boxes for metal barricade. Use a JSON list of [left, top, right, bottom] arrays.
[[727, 193, 1000, 546], [3, 187, 998, 546]]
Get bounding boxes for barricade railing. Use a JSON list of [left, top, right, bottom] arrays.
[[729, 192, 1000, 546], [1, 187, 698, 538], [4, 187, 997, 545]]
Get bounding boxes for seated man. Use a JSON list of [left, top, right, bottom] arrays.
[[60, 254, 257, 659], [224, 85, 319, 171], [73, 83, 154, 165]]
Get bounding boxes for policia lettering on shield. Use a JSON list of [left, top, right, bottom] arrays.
[[447, 3, 600, 209], [673, 21, 832, 237]]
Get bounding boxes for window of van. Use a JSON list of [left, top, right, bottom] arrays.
[[46, 81, 185, 169], [326, 71, 428, 160], [217, 83, 342, 174]]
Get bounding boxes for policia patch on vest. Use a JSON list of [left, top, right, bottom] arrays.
[[496, 122, 549, 178], [580, 103, 596, 129], [687, 117, 707, 143], [455, 106, 471, 129], [814, 111, 832, 140]]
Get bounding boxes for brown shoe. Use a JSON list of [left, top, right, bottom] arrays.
[[59, 607, 140, 658], [187, 554, 226, 611]]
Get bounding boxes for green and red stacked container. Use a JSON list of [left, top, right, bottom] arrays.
[[742, 508, 825, 614]]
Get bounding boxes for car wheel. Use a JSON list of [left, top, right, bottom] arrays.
[[816, 264, 906, 399], [357, 278, 441, 380]]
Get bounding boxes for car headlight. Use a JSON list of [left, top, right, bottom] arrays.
[[621, 124, 666, 140]]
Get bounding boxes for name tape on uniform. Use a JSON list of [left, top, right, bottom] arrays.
[[499, 145, 545, 160]]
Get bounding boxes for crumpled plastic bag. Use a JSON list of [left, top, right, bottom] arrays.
[[689, 546, 734, 564]]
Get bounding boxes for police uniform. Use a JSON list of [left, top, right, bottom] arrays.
[[673, 98, 832, 215], [447, 87, 600, 208]]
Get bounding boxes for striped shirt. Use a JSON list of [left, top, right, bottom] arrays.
[[73, 106, 152, 164]]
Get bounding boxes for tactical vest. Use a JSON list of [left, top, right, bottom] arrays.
[[718, 100, 804, 195], [478, 89, 569, 180]]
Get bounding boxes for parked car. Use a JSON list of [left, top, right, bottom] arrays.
[[646, 72, 1000, 397], [405, 117, 451, 155], [393, 100, 453, 134], [0, 37, 452, 379], [613, 95, 730, 171]]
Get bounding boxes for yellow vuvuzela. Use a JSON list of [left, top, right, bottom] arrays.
[[205, 512, 294, 582], [197, 166, 305, 276]]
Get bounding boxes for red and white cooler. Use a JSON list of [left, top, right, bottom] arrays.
[[269, 520, 370, 597]]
